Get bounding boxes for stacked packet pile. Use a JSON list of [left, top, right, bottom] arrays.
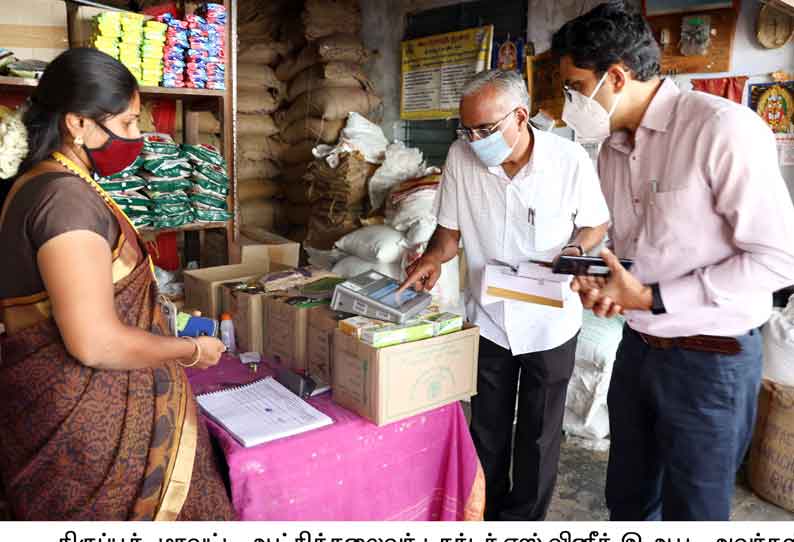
[[185, 4, 227, 90], [141, 20, 167, 86], [97, 157, 154, 229], [140, 134, 195, 229], [118, 13, 146, 82], [92, 12, 122, 59], [183, 143, 232, 223], [160, 14, 189, 88]]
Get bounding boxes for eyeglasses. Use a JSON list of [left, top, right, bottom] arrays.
[[456, 109, 517, 141]]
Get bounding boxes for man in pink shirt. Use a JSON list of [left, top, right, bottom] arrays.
[[552, 2, 794, 520]]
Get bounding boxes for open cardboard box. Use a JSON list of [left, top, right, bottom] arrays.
[[332, 324, 480, 426], [184, 245, 286, 319]]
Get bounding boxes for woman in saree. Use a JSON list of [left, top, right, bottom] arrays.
[[0, 48, 235, 520]]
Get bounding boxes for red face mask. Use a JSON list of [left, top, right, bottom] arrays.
[[84, 122, 144, 178]]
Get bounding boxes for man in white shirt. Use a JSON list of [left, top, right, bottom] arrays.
[[400, 70, 610, 520]]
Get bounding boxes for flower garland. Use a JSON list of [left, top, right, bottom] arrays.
[[0, 105, 27, 180]]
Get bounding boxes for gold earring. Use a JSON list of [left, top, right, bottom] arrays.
[[74, 136, 84, 146]]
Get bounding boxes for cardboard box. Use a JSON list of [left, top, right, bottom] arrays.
[[265, 296, 329, 372], [332, 325, 480, 426], [2, 1, 69, 62], [482, 263, 573, 308], [222, 285, 277, 354], [241, 229, 300, 268], [306, 306, 349, 387], [183, 245, 289, 318]]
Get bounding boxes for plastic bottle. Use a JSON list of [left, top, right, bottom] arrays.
[[219, 313, 236, 353]]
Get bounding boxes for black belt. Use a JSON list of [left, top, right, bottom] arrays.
[[637, 331, 742, 355]]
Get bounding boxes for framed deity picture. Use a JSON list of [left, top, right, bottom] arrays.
[[748, 81, 794, 134], [642, 0, 740, 16]]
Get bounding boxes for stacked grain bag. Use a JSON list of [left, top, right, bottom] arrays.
[[236, 0, 293, 235], [274, 0, 381, 244]]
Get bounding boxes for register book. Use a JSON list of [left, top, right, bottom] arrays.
[[196, 377, 333, 447]]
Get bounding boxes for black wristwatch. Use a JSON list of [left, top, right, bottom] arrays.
[[563, 244, 584, 256], [650, 283, 667, 315]]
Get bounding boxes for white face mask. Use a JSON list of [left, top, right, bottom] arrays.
[[468, 113, 519, 167], [561, 72, 622, 143]]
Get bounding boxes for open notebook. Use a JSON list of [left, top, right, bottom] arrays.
[[196, 377, 333, 447]]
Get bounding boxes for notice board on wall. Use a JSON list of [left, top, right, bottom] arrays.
[[400, 25, 494, 120]]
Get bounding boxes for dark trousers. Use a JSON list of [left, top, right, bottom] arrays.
[[470, 335, 577, 521], [606, 326, 762, 521]]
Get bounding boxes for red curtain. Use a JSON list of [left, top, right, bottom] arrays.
[[691, 77, 749, 104]]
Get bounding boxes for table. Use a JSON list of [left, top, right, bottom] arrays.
[[187, 356, 485, 521]]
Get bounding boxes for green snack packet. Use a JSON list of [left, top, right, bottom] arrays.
[[194, 163, 228, 185], [193, 208, 232, 223], [99, 177, 146, 192], [189, 193, 227, 210], [182, 143, 226, 168], [192, 176, 229, 196], [142, 133, 181, 157]]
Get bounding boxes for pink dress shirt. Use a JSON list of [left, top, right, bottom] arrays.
[[598, 79, 794, 337]]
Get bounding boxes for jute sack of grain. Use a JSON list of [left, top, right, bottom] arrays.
[[281, 140, 317, 165], [238, 158, 281, 181], [286, 202, 312, 226], [303, 152, 375, 207], [238, 88, 281, 114], [280, 162, 313, 184], [239, 179, 282, 202], [305, 202, 364, 250], [302, 0, 361, 41], [237, 63, 285, 95], [239, 136, 288, 161], [282, 88, 381, 125], [238, 114, 279, 137], [198, 112, 220, 133], [240, 198, 287, 230], [281, 117, 345, 145], [275, 34, 371, 81], [282, 178, 314, 204], [238, 41, 289, 66], [287, 62, 372, 103], [749, 380, 794, 513]]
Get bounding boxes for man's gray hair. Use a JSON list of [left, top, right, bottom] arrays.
[[461, 69, 530, 109]]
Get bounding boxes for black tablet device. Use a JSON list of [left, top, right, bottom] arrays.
[[552, 255, 634, 276]]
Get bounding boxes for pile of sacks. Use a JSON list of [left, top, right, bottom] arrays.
[[274, 0, 381, 243], [235, 0, 296, 235]]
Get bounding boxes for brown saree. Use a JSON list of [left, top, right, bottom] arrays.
[[0, 188, 234, 520]]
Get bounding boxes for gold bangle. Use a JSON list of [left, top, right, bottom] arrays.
[[178, 337, 201, 368]]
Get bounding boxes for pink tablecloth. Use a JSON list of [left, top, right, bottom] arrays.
[[186, 355, 485, 521]]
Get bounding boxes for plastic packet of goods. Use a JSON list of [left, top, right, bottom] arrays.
[[193, 165, 228, 186], [146, 179, 193, 193], [152, 212, 194, 230], [142, 160, 192, 179], [182, 144, 225, 167], [153, 201, 193, 215], [142, 133, 180, 155], [189, 193, 227, 210], [185, 81, 206, 89], [191, 178, 228, 197], [118, 204, 153, 215], [111, 195, 153, 208], [162, 79, 186, 88], [130, 215, 152, 228], [99, 177, 147, 192], [206, 82, 226, 90], [120, 34, 143, 46], [141, 59, 163, 71], [194, 208, 231, 223], [145, 20, 167, 32], [143, 189, 189, 203]]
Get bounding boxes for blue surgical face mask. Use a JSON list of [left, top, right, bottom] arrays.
[[468, 115, 518, 167]]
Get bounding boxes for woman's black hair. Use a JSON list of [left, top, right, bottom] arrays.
[[1, 48, 138, 207], [551, 1, 661, 82]]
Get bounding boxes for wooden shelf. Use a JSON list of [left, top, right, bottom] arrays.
[[0, 76, 225, 99], [139, 221, 230, 235]]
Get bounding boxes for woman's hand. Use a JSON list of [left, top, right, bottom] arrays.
[[193, 336, 226, 370]]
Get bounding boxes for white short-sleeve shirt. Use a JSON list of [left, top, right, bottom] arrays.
[[435, 126, 611, 354]]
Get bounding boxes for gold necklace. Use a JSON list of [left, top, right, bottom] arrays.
[[51, 151, 155, 277]]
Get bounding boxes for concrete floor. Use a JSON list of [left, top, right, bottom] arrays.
[[548, 437, 794, 521], [460, 402, 794, 521]]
